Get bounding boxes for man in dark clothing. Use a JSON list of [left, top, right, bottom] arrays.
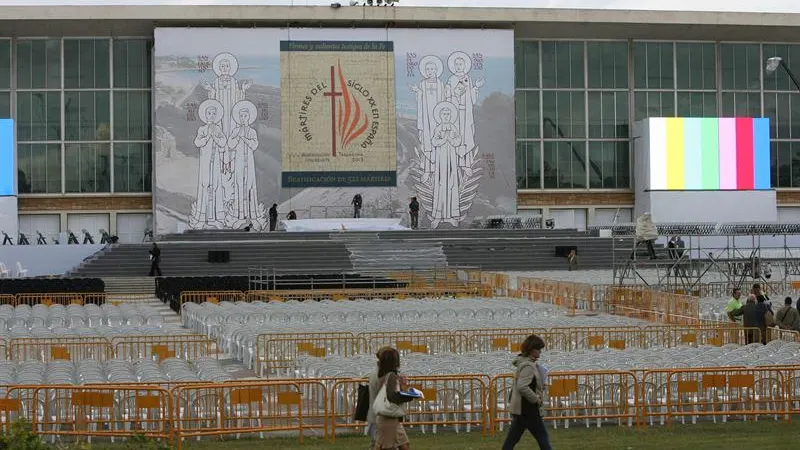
[[409, 197, 420, 229], [732, 294, 774, 344], [148, 243, 162, 277], [352, 194, 362, 218], [1, 232, 12, 245], [287, 211, 297, 220], [268, 203, 278, 231]]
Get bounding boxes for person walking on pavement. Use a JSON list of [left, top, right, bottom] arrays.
[[148, 242, 162, 277]]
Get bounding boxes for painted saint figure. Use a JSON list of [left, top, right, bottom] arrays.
[[445, 52, 484, 160], [410, 55, 445, 166], [226, 100, 261, 227], [428, 101, 469, 228], [191, 99, 227, 228], [202, 53, 252, 138]]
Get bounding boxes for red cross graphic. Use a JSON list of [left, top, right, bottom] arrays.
[[323, 65, 343, 157]]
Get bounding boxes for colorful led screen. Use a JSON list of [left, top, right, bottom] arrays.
[[647, 117, 770, 191], [0, 119, 14, 196]]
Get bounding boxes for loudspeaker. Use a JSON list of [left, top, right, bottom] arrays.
[[208, 250, 230, 263], [554, 246, 577, 258]]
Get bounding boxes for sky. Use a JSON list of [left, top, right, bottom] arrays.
[[0, 0, 798, 13]]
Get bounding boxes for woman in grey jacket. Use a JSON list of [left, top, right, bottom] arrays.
[[367, 347, 393, 448], [502, 334, 551, 450]]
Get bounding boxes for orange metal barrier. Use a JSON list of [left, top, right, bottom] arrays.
[[257, 336, 368, 377], [0, 337, 6, 361], [111, 334, 217, 361], [331, 375, 489, 440], [561, 326, 645, 351], [26, 385, 171, 441], [179, 290, 246, 306], [255, 332, 354, 377], [362, 330, 467, 355], [490, 370, 639, 431], [15, 293, 86, 306], [8, 337, 113, 362], [172, 381, 315, 449], [246, 286, 480, 302], [516, 277, 594, 314], [604, 286, 700, 325], [0, 294, 14, 305], [466, 330, 569, 353], [767, 327, 800, 343], [662, 367, 788, 424], [643, 325, 762, 348]]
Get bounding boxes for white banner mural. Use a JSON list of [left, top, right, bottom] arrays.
[[153, 28, 515, 234]]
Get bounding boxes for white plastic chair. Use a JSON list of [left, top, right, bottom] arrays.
[[0, 262, 9, 278], [15, 262, 28, 278]]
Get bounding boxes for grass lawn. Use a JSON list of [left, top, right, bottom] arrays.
[[103, 421, 800, 450]]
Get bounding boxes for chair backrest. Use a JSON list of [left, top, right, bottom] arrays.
[[0, 262, 7, 271], [16, 262, 25, 271]]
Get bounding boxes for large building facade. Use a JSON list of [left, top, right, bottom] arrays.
[[1, 5, 799, 240]]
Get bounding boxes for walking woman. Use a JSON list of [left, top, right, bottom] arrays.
[[374, 347, 414, 450], [502, 334, 551, 450]]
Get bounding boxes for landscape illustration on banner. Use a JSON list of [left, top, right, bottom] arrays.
[[153, 28, 515, 235]]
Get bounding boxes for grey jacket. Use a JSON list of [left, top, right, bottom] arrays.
[[509, 355, 545, 416], [776, 305, 800, 331]]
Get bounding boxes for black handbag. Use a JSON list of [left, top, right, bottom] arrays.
[[353, 384, 370, 421]]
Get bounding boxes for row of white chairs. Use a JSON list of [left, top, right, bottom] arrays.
[[0, 303, 166, 330], [0, 357, 232, 386], [0, 262, 27, 278], [0, 324, 191, 341], [295, 339, 800, 379]]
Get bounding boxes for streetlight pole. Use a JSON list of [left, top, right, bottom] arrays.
[[766, 56, 800, 92]]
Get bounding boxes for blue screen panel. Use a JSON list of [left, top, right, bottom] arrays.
[[0, 119, 15, 196]]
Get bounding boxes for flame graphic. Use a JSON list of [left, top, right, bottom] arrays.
[[336, 61, 369, 150]]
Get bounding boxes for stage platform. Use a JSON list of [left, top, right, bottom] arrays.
[[282, 218, 407, 233]]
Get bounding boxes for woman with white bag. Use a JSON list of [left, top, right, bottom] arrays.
[[372, 347, 416, 450]]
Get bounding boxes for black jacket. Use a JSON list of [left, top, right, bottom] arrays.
[[732, 301, 770, 330], [269, 206, 278, 220]]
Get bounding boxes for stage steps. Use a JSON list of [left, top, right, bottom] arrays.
[[102, 276, 156, 295], [344, 240, 448, 273]]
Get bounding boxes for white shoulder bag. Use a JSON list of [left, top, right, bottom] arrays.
[[372, 378, 405, 418]]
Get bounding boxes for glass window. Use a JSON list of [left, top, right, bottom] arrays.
[[16, 92, 61, 141], [114, 91, 151, 140], [17, 143, 61, 194], [677, 92, 717, 117], [0, 92, 9, 119], [721, 43, 761, 91], [589, 141, 630, 189], [516, 141, 540, 189], [634, 91, 675, 121], [771, 141, 800, 188], [721, 92, 760, 117], [516, 91, 539, 139], [0, 39, 10, 89], [763, 44, 800, 92], [114, 142, 151, 193], [64, 143, 111, 193], [543, 141, 586, 189], [65, 91, 111, 141], [588, 91, 628, 139], [16, 39, 60, 90], [676, 43, 716, 90], [64, 39, 110, 89], [633, 42, 674, 89], [587, 42, 628, 89], [764, 92, 800, 140], [114, 39, 152, 89], [542, 90, 585, 139], [515, 40, 539, 89], [541, 41, 584, 89]]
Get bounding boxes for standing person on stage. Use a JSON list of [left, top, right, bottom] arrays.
[[148, 243, 162, 277], [409, 197, 420, 229], [503, 334, 551, 450], [268, 203, 278, 232], [352, 193, 363, 219]]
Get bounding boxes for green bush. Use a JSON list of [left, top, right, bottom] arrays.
[[0, 420, 49, 450]]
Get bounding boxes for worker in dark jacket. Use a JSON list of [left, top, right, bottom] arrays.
[[148, 243, 162, 277], [409, 197, 420, 229], [731, 294, 775, 344], [268, 203, 279, 231]]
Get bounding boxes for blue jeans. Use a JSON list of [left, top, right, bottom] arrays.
[[502, 412, 552, 450]]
